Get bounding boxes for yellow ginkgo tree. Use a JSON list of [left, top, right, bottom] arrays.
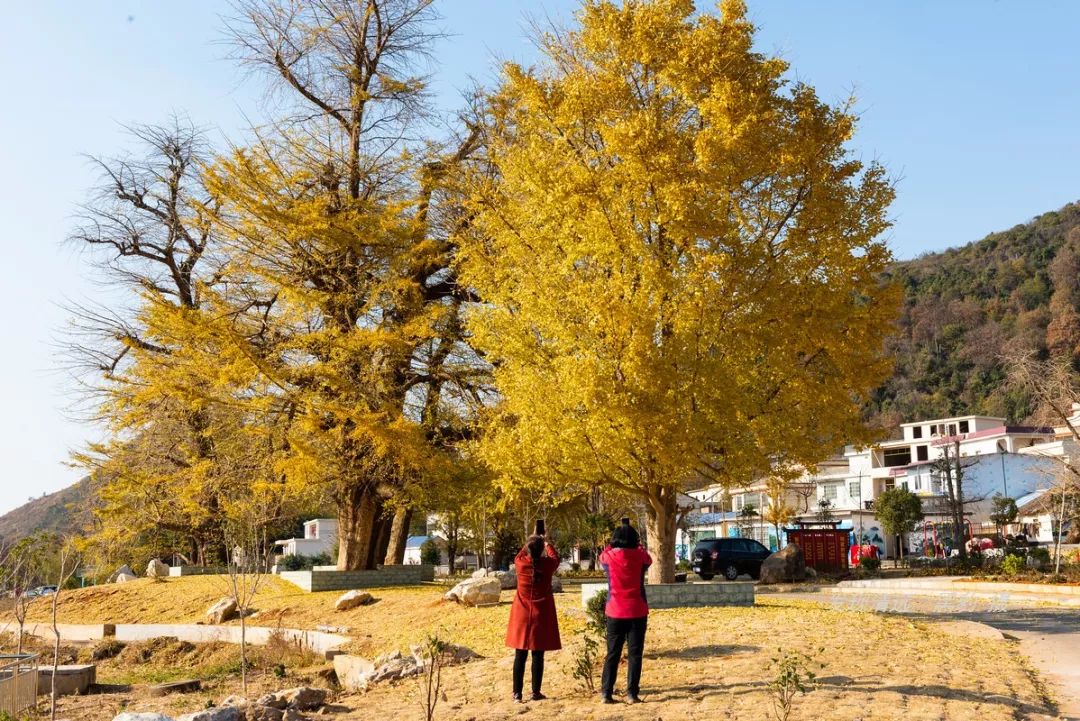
[[460, 0, 899, 582]]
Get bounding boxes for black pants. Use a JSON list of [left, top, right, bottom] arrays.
[[601, 616, 648, 697], [512, 649, 545, 696]]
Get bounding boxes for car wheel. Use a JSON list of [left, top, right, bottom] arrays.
[[698, 573, 714, 581], [723, 564, 739, 581]]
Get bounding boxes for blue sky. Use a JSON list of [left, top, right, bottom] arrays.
[[2, 1, 1079, 515]]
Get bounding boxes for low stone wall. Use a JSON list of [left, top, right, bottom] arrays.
[[168, 566, 226, 577], [581, 581, 754, 610], [280, 564, 435, 592]]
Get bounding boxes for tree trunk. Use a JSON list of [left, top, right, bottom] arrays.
[[952, 442, 968, 559], [369, 506, 392, 569], [337, 485, 379, 570], [645, 487, 677, 584], [384, 508, 413, 565]]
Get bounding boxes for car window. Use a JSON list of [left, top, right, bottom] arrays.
[[748, 540, 768, 553]]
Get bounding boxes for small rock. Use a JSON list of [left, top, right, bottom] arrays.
[[410, 643, 480, 667], [444, 577, 501, 607], [207, 597, 239, 624], [113, 715, 173, 721], [115, 573, 138, 583], [805, 567, 818, 580], [283, 710, 303, 721], [221, 696, 249, 708], [177, 708, 243, 721], [551, 576, 563, 593], [257, 687, 328, 711], [249, 706, 284, 721], [334, 590, 374, 612], [146, 559, 171, 578]]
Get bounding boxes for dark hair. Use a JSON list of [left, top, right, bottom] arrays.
[[610, 523, 640, 549], [526, 534, 545, 580]]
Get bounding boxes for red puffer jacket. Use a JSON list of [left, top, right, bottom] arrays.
[[599, 545, 653, 619], [505, 543, 562, 651]]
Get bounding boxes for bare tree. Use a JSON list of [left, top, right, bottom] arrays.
[[1, 534, 50, 654], [49, 540, 81, 721], [1006, 351, 1080, 570]]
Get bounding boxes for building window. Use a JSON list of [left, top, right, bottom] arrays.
[[930, 424, 938, 435], [916, 445, 928, 462], [912, 426, 922, 439], [883, 448, 911, 467], [948, 424, 957, 436], [822, 484, 839, 501], [959, 420, 970, 433], [848, 480, 861, 498]]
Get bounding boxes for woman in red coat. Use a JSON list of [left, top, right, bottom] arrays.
[[505, 528, 561, 702]]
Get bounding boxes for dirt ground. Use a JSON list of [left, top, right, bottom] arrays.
[[7, 580, 1063, 721]]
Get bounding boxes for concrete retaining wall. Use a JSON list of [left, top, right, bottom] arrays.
[[280, 564, 435, 592], [168, 566, 225, 577], [581, 581, 754, 610], [22, 624, 112, 642], [112, 624, 348, 657]]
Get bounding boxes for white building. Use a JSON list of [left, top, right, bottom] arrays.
[[682, 413, 1064, 560], [273, 518, 338, 558]]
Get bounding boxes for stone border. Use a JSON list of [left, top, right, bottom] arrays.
[[20, 623, 348, 659], [581, 581, 754, 610], [279, 565, 435, 592]]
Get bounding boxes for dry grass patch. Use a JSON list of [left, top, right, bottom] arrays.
[[8, 581, 1060, 721]]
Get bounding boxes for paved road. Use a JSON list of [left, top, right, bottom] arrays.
[[770, 591, 1080, 720]]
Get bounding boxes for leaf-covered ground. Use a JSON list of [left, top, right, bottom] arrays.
[[11, 578, 1061, 721]]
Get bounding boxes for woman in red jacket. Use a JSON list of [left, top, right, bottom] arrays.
[[505, 523, 561, 702], [598, 519, 652, 704]]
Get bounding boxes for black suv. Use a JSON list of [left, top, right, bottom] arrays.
[[691, 538, 771, 580]]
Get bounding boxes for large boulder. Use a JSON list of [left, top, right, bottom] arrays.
[[177, 708, 242, 721], [207, 597, 239, 624], [146, 559, 170, 578], [113, 715, 172, 721], [470, 568, 489, 579], [333, 654, 376, 692], [758, 543, 807, 585], [492, 569, 517, 590], [115, 573, 138, 583], [110, 565, 135, 582], [334, 590, 374, 612], [444, 577, 501, 606]]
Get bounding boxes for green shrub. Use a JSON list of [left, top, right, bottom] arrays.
[[858, 557, 881, 572], [1001, 554, 1025, 576], [585, 589, 607, 636], [420, 539, 441, 566], [1028, 547, 1051, 567], [278, 552, 332, 571]]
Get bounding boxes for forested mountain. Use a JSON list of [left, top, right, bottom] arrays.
[[0, 477, 96, 543], [868, 202, 1080, 429]]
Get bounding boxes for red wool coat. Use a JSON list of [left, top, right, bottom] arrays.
[[505, 543, 562, 651]]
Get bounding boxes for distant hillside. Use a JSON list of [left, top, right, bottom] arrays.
[[0, 477, 96, 543], [869, 202, 1080, 427]]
